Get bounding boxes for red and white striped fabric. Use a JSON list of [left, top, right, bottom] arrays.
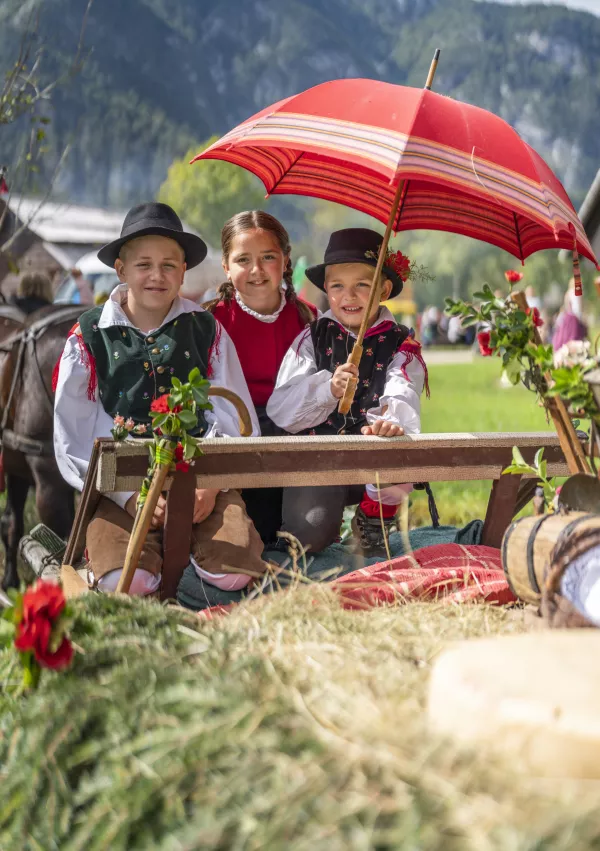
[[198, 544, 516, 620], [192, 79, 596, 267]]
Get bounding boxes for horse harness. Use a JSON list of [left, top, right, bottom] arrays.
[[0, 305, 83, 457]]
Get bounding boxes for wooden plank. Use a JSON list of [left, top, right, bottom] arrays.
[[63, 439, 101, 566], [106, 441, 569, 491], [482, 474, 523, 548], [160, 468, 196, 602], [513, 478, 540, 517]]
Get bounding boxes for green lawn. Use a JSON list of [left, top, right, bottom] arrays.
[[411, 357, 554, 527]]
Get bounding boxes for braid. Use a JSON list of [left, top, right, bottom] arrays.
[[283, 257, 314, 326], [202, 279, 235, 313]]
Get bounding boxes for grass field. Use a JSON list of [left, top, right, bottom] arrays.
[[412, 356, 553, 526]]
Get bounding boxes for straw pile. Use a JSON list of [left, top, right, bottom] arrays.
[[0, 587, 599, 850]]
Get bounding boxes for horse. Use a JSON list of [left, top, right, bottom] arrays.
[[0, 304, 84, 589]]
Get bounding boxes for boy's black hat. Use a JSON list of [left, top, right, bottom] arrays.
[[306, 228, 404, 298], [98, 202, 208, 269]]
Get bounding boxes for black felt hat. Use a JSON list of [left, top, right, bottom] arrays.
[[306, 228, 405, 298], [98, 202, 208, 269]]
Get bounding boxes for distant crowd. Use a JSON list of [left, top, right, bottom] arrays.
[[418, 281, 593, 352]]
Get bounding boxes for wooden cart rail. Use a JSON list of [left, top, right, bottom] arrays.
[[66, 432, 571, 601]]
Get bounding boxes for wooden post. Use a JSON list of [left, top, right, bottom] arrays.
[[160, 468, 196, 601], [338, 49, 441, 415]]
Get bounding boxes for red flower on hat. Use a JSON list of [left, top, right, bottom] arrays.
[[477, 330, 494, 357], [526, 307, 544, 328], [504, 270, 524, 284], [14, 580, 73, 671], [387, 250, 411, 282], [150, 394, 181, 414]]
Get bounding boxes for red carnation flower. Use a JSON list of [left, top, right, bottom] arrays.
[[150, 394, 182, 414], [477, 330, 494, 356], [526, 307, 544, 328], [14, 580, 73, 671], [504, 270, 524, 284], [174, 443, 190, 472], [387, 250, 411, 282]]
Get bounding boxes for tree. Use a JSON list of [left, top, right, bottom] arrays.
[[0, 0, 93, 262], [158, 138, 266, 248]]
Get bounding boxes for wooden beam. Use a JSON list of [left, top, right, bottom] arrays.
[[97, 433, 571, 493], [482, 474, 523, 548]]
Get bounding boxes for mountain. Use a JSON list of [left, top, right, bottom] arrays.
[[1, 0, 599, 213]]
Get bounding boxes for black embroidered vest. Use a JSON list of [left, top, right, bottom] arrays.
[[79, 306, 216, 436], [305, 318, 410, 435]]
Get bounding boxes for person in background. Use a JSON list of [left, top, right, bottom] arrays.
[[70, 268, 95, 305], [525, 285, 542, 312], [552, 279, 587, 351], [12, 271, 53, 314]]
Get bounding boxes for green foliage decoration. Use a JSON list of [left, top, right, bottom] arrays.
[[158, 137, 266, 247]]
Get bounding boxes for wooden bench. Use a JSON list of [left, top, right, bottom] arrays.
[[64, 432, 571, 600]]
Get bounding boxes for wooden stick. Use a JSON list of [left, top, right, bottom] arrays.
[[511, 290, 589, 475], [116, 461, 171, 595], [338, 49, 441, 416]]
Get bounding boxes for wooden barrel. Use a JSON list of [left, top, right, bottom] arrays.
[[501, 511, 600, 604]]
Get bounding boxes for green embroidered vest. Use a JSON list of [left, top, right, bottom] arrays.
[[79, 306, 216, 435]]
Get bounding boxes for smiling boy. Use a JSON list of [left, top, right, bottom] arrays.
[[54, 202, 268, 597], [267, 228, 428, 555]]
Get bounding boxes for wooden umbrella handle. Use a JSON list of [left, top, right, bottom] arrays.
[[338, 343, 363, 416]]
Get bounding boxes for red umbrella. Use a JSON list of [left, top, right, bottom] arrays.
[[192, 55, 595, 438], [191, 77, 596, 269]]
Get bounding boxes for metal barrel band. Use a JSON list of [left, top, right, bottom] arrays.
[[526, 513, 554, 595]]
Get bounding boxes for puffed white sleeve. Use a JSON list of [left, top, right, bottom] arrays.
[[266, 328, 338, 433], [53, 334, 135, 509], [365, 347, 427, 435], [203, 323, 260, 437]]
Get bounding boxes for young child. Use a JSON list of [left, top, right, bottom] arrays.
[[267, 228, 428, 556], [54, 201, 269, 596], [205, 210, 316, 544]]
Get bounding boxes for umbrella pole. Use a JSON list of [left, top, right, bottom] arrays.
[[339, 49, 441, 416]]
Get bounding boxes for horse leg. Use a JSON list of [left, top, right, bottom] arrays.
[[1, 474, 30, 590], [31, 459, 75, 542]]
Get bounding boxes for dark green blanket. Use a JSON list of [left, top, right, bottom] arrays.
[[176, 520, 483, 612]]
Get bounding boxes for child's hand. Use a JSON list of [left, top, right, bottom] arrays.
[[361, 419, 404, 437], [193, 487, 219, 524], [125, 492, 167, 528], [330, 362, 359, 399]]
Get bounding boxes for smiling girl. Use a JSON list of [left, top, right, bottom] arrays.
[[205, 211, 316, 545]]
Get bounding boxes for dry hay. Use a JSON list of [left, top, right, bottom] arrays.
[[0, 586, 599, 850]]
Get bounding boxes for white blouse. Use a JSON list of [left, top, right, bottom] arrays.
[[266, 307, 425, 435], [54, 285, 260, 509]]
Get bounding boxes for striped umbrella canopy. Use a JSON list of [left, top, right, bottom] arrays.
[[191, 78, 597, 268]]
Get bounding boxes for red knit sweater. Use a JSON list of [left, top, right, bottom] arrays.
[[212, 297, 315, 407]]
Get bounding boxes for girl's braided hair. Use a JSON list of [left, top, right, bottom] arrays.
[[203, 210, 314, 325]]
